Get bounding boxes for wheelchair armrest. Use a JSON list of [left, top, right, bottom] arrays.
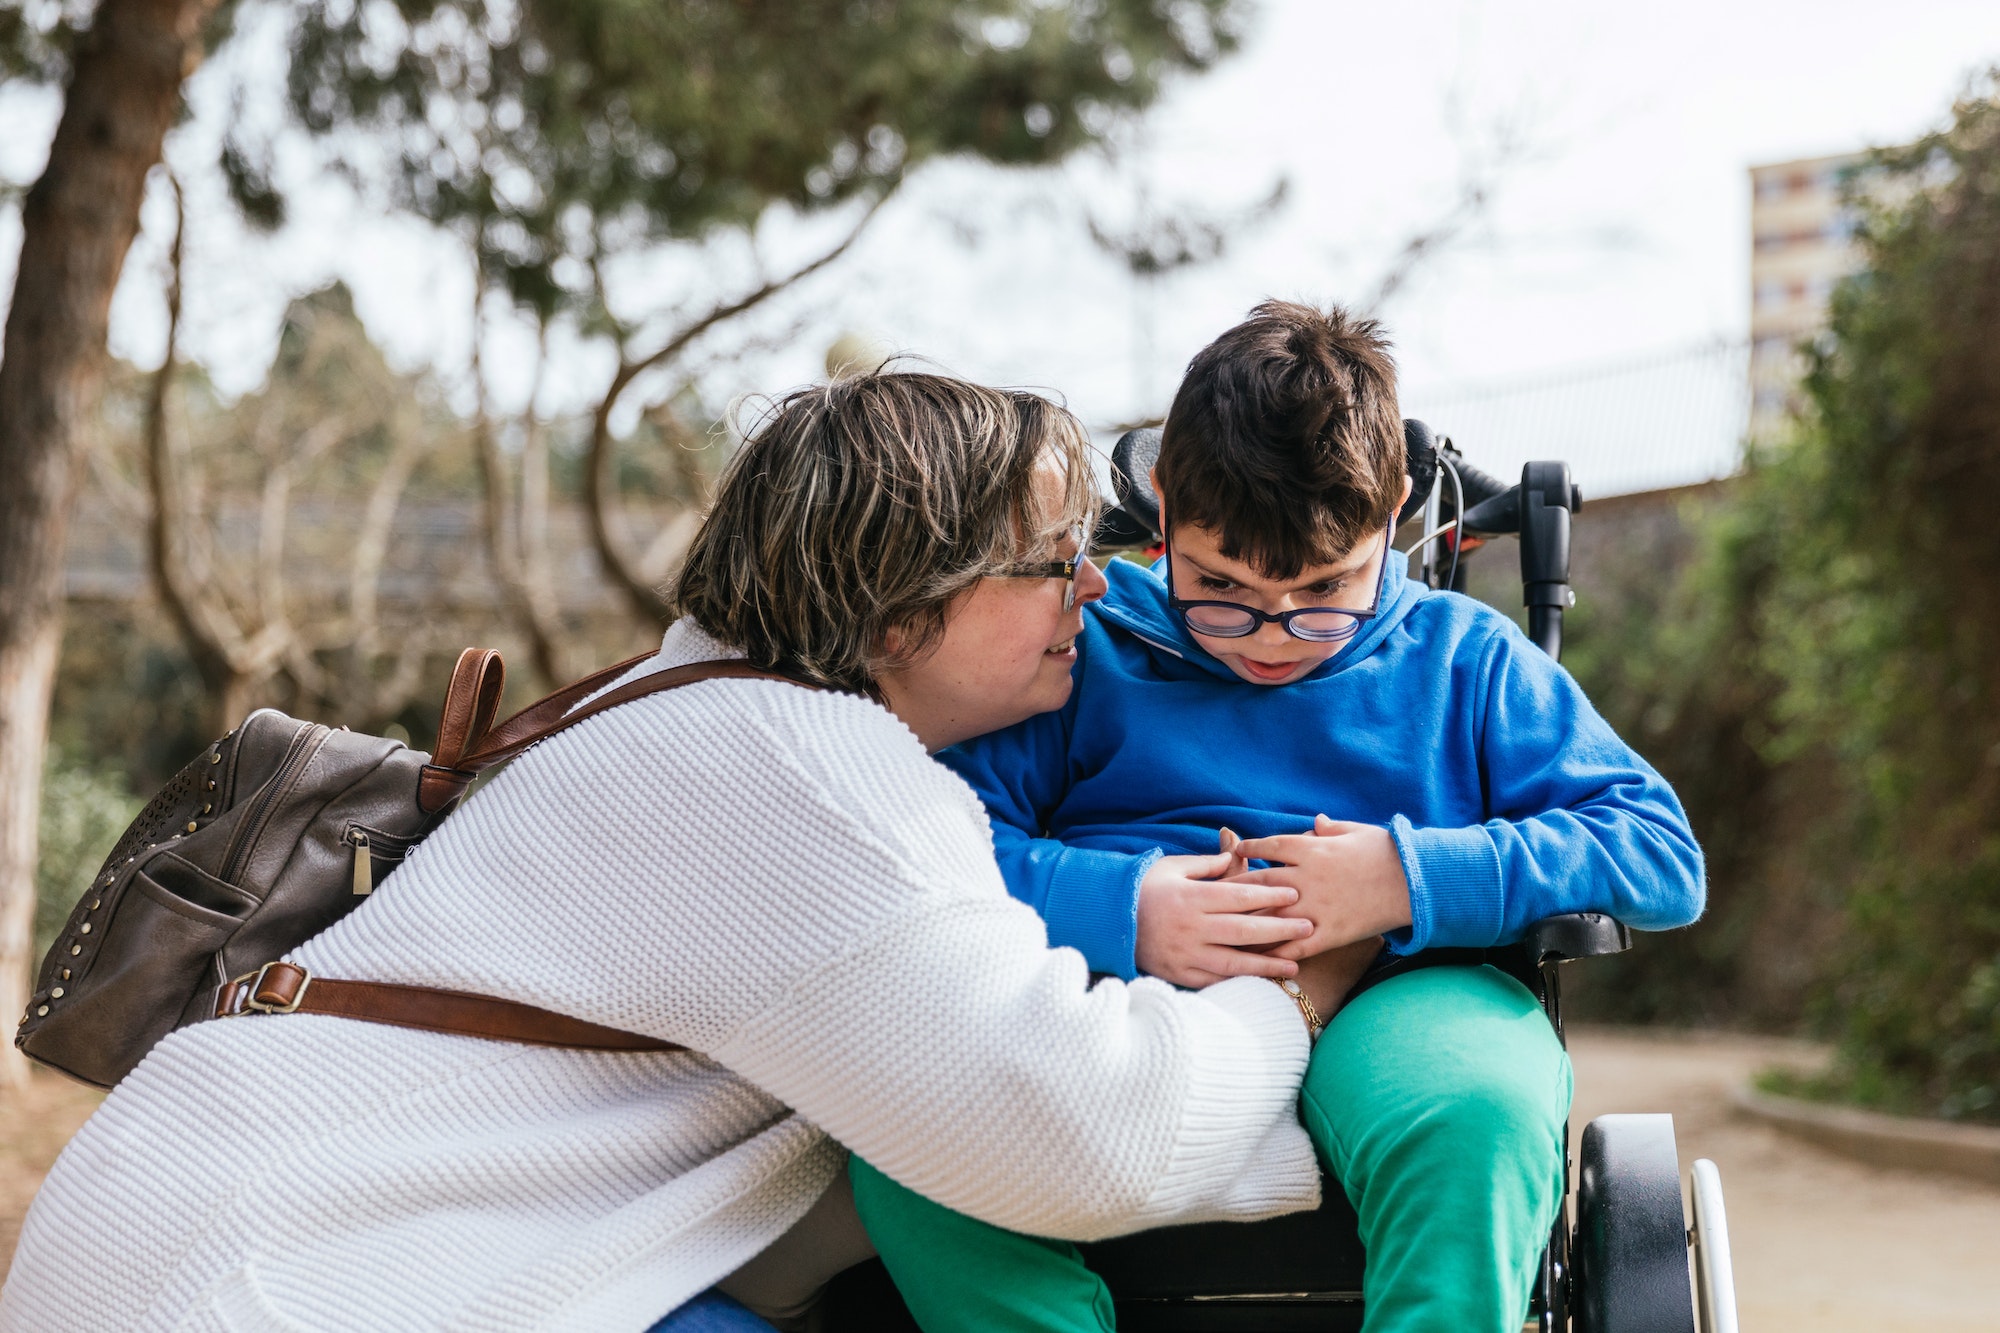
[[1520, 913, 1631, 964]]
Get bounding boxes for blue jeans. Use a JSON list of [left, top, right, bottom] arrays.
[[645, 1290, 777, 1331]]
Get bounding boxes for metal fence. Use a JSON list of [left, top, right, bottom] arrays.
[[1401, 339, 1751, 500]]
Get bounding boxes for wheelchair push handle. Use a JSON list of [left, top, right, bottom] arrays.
[[1517, 460, 1582, 660], [1406, 422, 1582, 662]]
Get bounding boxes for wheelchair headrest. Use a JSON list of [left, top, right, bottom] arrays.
[[1400, 419, 1439, 527], [1100, 428, 1163, 546], [1095, 419, 1440, 547]]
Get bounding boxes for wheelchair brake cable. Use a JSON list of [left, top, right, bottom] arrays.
[[1409, 517, 1460, 564], [1403, 451, 1469, 592]]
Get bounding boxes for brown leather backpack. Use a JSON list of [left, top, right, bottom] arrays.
[[15, 648, 801, 1089]]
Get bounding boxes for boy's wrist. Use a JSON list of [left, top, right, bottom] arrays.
[[1386, 817, 1503, 954]]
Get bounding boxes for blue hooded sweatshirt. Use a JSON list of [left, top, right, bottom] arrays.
[[937, 552, 1705, 980]]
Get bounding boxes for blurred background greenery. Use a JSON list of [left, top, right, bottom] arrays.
[[1556, 93, 2000, 1122]]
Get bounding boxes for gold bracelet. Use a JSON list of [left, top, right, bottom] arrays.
[[1274, 977, 1323, 1041]]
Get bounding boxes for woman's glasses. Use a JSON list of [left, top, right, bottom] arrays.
[[993, 528, 1093, 612], [1167, 523, 1394, 643]]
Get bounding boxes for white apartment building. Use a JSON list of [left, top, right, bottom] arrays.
[[1748, 152, 1868, 440]]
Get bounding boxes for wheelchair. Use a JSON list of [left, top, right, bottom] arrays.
[[825, 422, 1738, 1333]]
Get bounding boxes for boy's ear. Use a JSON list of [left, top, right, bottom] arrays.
[[1398, 474, 1414, 510]]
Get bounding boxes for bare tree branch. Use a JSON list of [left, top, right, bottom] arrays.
[[142, 170, 270, 731], [585, 199, 883, 624], [251, 413, 349, 637], [515, 324, 570, 679], [254, 458, 292, 631], [468, 291, 571, 686], [346, 400, 430, 654], [1360, 109, 1541, 316], [1086, 176, 1289, 277], [145, 181, 423, 731]]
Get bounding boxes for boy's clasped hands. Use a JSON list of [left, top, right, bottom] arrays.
[[1134, 817, 1414, 1002]]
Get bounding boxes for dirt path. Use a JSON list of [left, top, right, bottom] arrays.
[[6, 1032, 2000, 1327], [1568, 1026, 2000, 1333], [0, 1069, 100, 1282]]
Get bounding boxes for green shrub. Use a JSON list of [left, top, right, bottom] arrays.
[[35, 751, 143, 963], [1763, 84, 2000, 1121], [1568, 80, 2000, 1116]]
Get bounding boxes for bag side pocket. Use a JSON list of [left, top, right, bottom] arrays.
[[147, 850, 260, 917], [21, 863, 251, 1088]]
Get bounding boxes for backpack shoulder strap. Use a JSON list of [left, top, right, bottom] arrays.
[[203, 654, 815, 1056], [465, 659, 809, 769], [214, 963, 684, 1053], [418, 655, 815, 812]]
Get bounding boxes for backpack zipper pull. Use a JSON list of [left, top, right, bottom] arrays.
[[349, 830, 373, 896]]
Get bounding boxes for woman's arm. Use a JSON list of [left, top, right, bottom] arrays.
[[715, 891, 1320, 1242], [429, 682, 1322, 1242], [679, 689, 1323, 1242]]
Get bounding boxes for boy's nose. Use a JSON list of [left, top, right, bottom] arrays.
[[1250, 620, 1294, 650]]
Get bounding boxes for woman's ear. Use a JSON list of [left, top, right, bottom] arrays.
[[1398, 474, 1414, 509]]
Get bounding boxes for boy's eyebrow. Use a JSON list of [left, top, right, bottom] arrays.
[[1180, 552, 1251, 584], [1182, 547, 1370, 590]]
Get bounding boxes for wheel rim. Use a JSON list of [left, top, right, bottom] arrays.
[[1689, 1158, 1739, 1333]]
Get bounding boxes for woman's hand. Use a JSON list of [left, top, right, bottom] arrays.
[[1136, 846, 1313, 988], [1230, 816, 1414, 961], [1291, 936, 1385, 1025]]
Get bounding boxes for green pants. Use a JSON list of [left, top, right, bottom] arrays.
[[850, 965, 1571, 1333]]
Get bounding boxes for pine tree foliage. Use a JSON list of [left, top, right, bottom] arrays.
[[279, 0, 1244, 318]]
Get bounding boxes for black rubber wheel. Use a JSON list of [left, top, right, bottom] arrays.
[[1571, 1113, 1696, 1333]]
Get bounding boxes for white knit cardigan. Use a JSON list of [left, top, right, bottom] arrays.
[[1, 621, 1319, 1333]]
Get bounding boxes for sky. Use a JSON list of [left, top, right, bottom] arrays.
[[5, 0, 2000, 497]]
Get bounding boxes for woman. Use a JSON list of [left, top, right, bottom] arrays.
[[0, 374, 1353, 1332]]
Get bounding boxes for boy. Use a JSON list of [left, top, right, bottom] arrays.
[[849, 301, 1704, 1332]]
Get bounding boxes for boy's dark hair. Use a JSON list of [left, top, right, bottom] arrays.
[[1158, 300, 1404, 579]]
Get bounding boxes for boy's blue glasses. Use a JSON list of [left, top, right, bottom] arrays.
[[1166, 522, 1395, 643]]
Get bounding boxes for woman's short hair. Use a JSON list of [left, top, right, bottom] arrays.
[[671, 372, 1098, 695]]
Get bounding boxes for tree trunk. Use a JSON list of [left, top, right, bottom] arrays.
[[0, 0, 218, 1085], [215, 671, 258, 737], [0, 624, 59, 1080]]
